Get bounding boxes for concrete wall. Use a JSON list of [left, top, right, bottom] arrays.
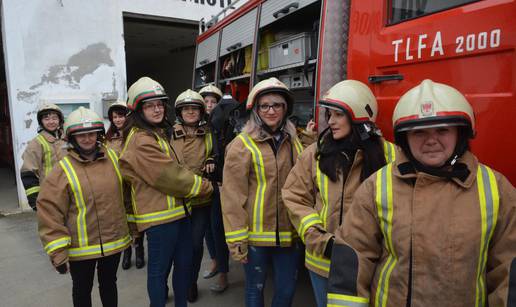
[[1, 0, 235, 210]]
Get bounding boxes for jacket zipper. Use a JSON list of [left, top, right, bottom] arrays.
[[83, 164, 104, 256]]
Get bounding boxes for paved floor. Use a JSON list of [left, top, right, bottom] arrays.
[[0, 212, 316, 306]]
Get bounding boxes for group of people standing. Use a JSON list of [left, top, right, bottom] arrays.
[[21, 74, 515, 307]]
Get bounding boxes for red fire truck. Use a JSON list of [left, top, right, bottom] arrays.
[[192, 0, 516, 184]]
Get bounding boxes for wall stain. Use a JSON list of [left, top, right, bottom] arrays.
[[17, 42, 115, 103]]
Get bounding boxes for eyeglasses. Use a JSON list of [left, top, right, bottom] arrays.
[[258, 102, 285, 112], [143, 101, 165, 111]]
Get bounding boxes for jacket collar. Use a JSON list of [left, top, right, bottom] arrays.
[[39, 130, 59, 143], [67, 146, 107, 163], [392, 150, 478, 189], [173, 123, 208, 139]]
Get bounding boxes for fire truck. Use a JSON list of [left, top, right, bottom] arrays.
[[192, 0, 516, 184]]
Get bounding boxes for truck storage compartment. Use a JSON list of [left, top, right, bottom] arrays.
[[269, 32, 313, 69]]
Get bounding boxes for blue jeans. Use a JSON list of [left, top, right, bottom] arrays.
[[243, 244, 301, 307], [210, 187, 229, 273], [191, 205, 212, 285], [309, 270, 328, 307], [205, 220, 216, 259], [145, 219, 192, 307]]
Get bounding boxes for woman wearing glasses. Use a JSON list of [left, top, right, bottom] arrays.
[[221, 77, 304, 307], [118, 77, 213, 307]]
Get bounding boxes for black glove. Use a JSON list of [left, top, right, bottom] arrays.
[[324, 237, 335, 258], [56, 263, 68, 274]]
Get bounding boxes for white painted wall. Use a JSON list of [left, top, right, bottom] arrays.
[[1, 0, 234, 210]]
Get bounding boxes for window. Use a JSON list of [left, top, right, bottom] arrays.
[[389, 0, 481, 24]]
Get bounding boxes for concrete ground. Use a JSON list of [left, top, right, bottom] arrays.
[[0, 211, 316, 306], [0, 167, 20, 214]]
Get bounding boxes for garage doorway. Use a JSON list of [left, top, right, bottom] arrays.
[[123, 14, 199, 121], [0, 7, 18, 214]]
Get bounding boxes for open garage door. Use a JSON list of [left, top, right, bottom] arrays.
[[123, 15, 199, 121]]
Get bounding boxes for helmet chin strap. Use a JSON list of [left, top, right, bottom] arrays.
[[401, 135, 470, 180]]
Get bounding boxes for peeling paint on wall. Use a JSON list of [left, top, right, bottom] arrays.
[[17, 43, 115, 103]]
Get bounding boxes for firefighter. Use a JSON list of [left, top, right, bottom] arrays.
[[105, 100, 128, 153], [105, 101, 146, 270], [119, 77, 213, 307], [20, 103, 67, 211], [37, 107, 131, 307], [199, 84, 231, 293], [199, 84, 223, 115], [221, 77, 305, 307], [282, 80, 396, 307], [170, 89, 216, 301], [326, 79, 516, 307]]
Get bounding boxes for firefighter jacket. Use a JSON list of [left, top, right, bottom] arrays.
[[326, 150, 516, 307], [298, 129, 317, 148], [37, 147, 131, 267], [171, 123, 213, 208], [221, 130, 304, 261], [282, 140, 397, 278], [106, 134, 123, 155], [20, 130, 67, 208], [119, 127, 213, 233]]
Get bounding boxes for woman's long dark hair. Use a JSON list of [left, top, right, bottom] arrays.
[[122, 105, 173, 144], [316, 114, 386, 182], [106, 110, 126, 141]]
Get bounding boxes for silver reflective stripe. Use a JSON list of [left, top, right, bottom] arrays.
[[327, 298, 368, 307], [69, 235, 131, 257], [59, 157, 88, 247], [474, 165, 499, 307]]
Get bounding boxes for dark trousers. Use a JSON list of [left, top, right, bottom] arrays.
[[191, 205, 212, 285], [243, 245, 301, 307], [210, 187, 230, 273], [146, 218, 192, 307], [69, 252, 121, 307]]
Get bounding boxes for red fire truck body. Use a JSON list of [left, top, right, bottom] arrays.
[[193, 0, 516, 183]]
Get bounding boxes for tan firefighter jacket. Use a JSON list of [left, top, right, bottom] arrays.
[[326, 150, 516, 307], [221, 130, 304, 261], [119, 127, 213, 233], [298, 128, 317, 148], [171, 123, 213, 208], [37, 147, 131, 267], [283, 140, 397, 277], [21, 130, 67, 207], [106, 134, 123, 155]]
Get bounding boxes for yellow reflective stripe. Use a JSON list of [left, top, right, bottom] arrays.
[[154, 133, 177, 209], [316, 160, 329, 228], [69, 235, 131, 258], [59, 157, 88, 247], [205, 132, 213, 158], [26, 186, 40, 196], [120, 127, 137, 157], [185, 175, 202, 198], [225, 228, 249, 242], [126, 206, 187, 224], [36, 134, 53, 176], [474, 165, 499, 307], [238, 134, 267, 232], [44, 236, 71, 254], [374, 164, 397, 307], [305, 250, 330, 273], [130, 184, 138, 215], [327, 293, 369, 307], [293, 138, 303, 155], [298, 213, 323, 243], [383, 141, 396, 163], [249, 231, 292, 243], [105, 148, 124, 206]]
